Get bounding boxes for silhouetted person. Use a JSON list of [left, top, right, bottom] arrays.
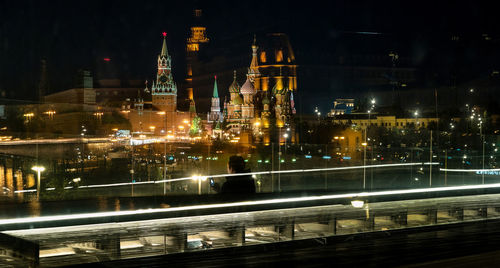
[[212, 155, 255, 194]]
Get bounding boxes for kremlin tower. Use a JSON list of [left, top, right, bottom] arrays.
[[151, 32, 178, 132]]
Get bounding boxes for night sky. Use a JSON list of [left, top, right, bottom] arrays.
[[1, 0, 499, 110]]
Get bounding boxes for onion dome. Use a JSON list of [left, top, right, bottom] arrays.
[[232, 94, 243, 105], [262, 92, 270, 105], [229, 70, 240, 93], [240, 77, 256, 95], [272, 83, 285, 95]]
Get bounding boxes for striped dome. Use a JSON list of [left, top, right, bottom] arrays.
[[229, 70, 240, 93]]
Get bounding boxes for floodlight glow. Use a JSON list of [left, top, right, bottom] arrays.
[[32, 166, 45, 172], [351, 200, 365, 208]]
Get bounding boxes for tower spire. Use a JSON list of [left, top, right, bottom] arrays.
[[161, 32, 168, 56], [213, 75, 219, 98], [209, 75, 221, 122], [248, 34, 260, 82]]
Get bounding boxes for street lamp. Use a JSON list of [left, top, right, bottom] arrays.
[[315, 107, 321, 121], [362, 141, 367, 190], [32, 166, 45, 200], [157, 111, 167, 193], [368, 98, 375, 190], [23, 112, 34, 123], [283, 132, 289, 172], [351, 200, 365, 208], [192, 175, 207, 195], [480, 120, 485, 184]]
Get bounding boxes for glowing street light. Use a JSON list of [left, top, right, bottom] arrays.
[[351, 200, 365, 208], [23, 113, 34, 122], [32, 166, 45, 200], [192, 175, 207, 195], [44, 110, 56, 119]]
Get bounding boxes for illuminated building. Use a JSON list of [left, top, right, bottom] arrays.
[[328, 99, 355, 116], [222, 35, 297, 143], [186, 9, 209, 103], [124, 34, 193, 136], [150, 32, 178, 132]]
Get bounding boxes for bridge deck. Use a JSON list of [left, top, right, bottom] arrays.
[[2, 191, 500, 267]]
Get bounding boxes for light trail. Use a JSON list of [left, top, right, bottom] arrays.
[[0, 137, 109, 145], [440, 168, 500, 173], [3, 180, 499, 227], [13, 162, 439, 194], [155, 162, 440, 183]]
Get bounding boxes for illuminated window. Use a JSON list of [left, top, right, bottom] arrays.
[[260, 52, 266, 63], [276, 49, 283, 62], [187, 43, 199, 52]]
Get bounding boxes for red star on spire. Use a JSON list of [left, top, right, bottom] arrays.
[[215, 75, 217, 79], [162, 32, 167, 37]]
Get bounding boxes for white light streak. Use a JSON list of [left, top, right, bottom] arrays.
[[13, 163, 440, 194], [154, 162, 439, 183], [14, 189, 36, 193], [3, 179, 498, 227], [440, 168, 500, 173]]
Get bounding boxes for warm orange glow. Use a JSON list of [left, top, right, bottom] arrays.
[[275, 77, 283, 90], [187, 43, 199, 52], [261, 77, 268, 91], [260, 51, 266, 63], [275, 49, 283, 62], [157, 111, 166, 115]]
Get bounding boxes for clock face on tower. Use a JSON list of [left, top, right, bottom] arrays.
[[159, 75, 167, 83]]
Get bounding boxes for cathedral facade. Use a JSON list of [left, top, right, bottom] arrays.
[[208, 35, 298, 144]]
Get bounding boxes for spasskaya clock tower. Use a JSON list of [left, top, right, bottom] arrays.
[[151, 32, 177, 131]]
